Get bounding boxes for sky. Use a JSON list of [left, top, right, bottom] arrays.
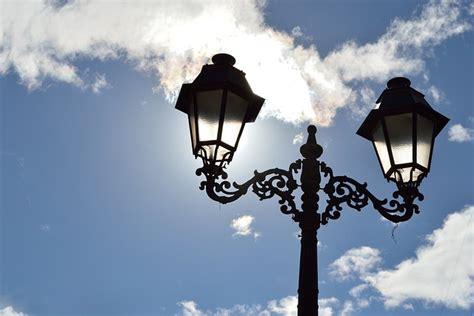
[[0, 0, 473, 315]]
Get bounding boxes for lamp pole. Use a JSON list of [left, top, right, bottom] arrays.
[[297, 125, 322, 315], [175, 54, 449, 316]]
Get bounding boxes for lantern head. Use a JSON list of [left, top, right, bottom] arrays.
[[357, 77, 449, 188], [175, 54, 264, 169]]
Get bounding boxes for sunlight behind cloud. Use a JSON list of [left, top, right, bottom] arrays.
[[0, 0, 471, 126]]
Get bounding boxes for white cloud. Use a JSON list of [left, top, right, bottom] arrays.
[[178, 301, 205, 316], [181, 205, 473, 316], [329, 246, 382, 281], [0, 0, 471, 125], [267, 295, 297, 315], [448, 124, 474, 142], [291, 26, 303, 38], [91, 73, 109, 94], [339, 301, 354, 316], [318, 297, 339, 316], [331, 205, 474, 311], [349, 284, 369, 298], [402, 303, 414, 310], [351, 86, 376, 118], [177, 296, 341, 316], [230, 215, 260, 239], [292, 133, 304, 145], [427, 85, 442, 102], [0, 306, 27, 316], [366, 205, 474, 310], [177, 300, 267, 316]]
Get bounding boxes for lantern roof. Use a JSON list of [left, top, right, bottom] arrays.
[[357, 77, 449, 141], [175, 53, 264, 123]]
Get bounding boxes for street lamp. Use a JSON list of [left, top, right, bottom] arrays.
[[176, 53, 264, 170], [175, 54, 449, 316]]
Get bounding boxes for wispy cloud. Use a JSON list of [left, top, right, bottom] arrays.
[[230, 215, 260, 239], [0, 0, 471, 126], [39, 224, 51, 232], [427, 85, 442, 102], [448, 124, 474, 142], [292, 133, 304, 145], [291, 26, 303, 38], [91, 73, 109, 94]]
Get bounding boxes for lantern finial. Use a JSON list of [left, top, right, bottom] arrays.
[[212, 53, 236, 66], [387, 77, 411, 89]]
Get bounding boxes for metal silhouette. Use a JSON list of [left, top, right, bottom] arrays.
[[176, 54, 449, 316], [196, 125, 425, 315]]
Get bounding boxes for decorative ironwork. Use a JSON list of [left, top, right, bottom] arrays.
[[194, 125, 426, 316], [320, 162, 424, 224], [196, 159, 302, 216], [196, 127, 425, 225], [196, 126, 424, 228]]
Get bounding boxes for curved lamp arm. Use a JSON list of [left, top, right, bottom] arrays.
[[320, 162, 424, 224], [196, 160, 303, 216]]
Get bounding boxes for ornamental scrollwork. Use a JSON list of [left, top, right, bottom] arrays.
[[320, 162, 424, 224], [196, 159, 302, 216]]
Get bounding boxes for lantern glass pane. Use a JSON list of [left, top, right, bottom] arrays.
[[188, 99, 197, 151], [385, 113, 413, 165], [417, 114, 434, 168], [196, 89, 224, 142], [222, 91, 248, 147], [200, 145, 231, 163], [390, 167, 423, 183], [216, 146, 231, 161], [372, 121, 391, 174]]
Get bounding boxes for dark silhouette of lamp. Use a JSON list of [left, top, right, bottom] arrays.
[[357, 77, 449, 189], [175, 54, 449, 316], [175, 53, 264, 170]]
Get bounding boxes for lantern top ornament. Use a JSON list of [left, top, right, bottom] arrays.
[[175, 54, 264, 124], [358, 77, 449, 141], [211, 53, 236, 66]]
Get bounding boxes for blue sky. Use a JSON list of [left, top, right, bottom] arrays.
[[0, 0, 473, 315]]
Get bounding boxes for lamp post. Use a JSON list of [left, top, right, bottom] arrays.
[[175, 54, 449, 316]]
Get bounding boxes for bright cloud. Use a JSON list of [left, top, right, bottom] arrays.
[[177, 296, 341, 316], [179, 301, 204, 316], [448, 124, 474, 142], [0, 0, 471, 126], [230, 215, 260, 239], [366, 205, 474, 310], [329, 246, 382, 281], [292, 133, 304, 145], [0, 306, 27, 316], [331, 205, 474, 311]]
